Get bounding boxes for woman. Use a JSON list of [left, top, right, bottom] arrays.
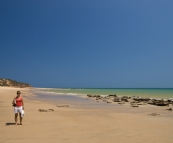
[[12, 91, 24, 125]]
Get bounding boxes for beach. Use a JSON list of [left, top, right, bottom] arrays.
[[1, 87, 173, 143]]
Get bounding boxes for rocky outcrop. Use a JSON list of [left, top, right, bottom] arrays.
[[86, 94, 173, 107], [0, 78, 31, 88]]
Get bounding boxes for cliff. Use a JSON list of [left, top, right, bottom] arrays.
[[0, 78, 31, 88]]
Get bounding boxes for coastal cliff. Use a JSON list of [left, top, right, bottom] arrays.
[[0, 78, 31, 88]]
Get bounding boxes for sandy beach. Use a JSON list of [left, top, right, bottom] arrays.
[[0, 87, 173, 143]]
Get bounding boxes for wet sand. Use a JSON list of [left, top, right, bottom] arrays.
[[0, 87, 173, 143]]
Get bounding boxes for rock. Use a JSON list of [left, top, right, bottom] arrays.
[[155, 102, 169, 106], [127, 99, 133, 103], [122, 96, 129, 98], [168, 99, 173, 104], [109, 94, 117, 97], [114, 97, 121, 102], [39, 109, 54, 112], [133, 97, 143, 102], [109, 97, 114, 100], [87, 94, 94, 97], [39, 109, 47, 112], [144, 98, 150, 101], [57, 105, 69, 107], [163, 99, 168, 102], [146, 98, 170, 106], [130, 100, 138, 104], [107, 101, 112, 103], [98, 97, 103, 99], [94, 95, 100, 98], [104, 96, 110, 99], [137, 102, 146, 105], [118, 102, 125, 104], [155, 99, 169, 106], [149, 113, 160, 116], [48, 109, 54, 111], [121, 96, 129, 102], [130, 102, 139, 107], [132, 97, 151, 102], [147, 100, 155, 105], [131, 105, 139, 107], [166, 108, 172, 111]]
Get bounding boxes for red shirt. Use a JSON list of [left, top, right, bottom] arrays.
[[15, 97, 23, 107]]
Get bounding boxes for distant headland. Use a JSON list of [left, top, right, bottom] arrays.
[[0, 78, 31, 88]]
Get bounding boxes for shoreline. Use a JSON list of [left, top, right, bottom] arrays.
[[35, 87, 173, 99], [34, 88, 173, 106], [31, 88, 173, 117], [1, 87, 173, 143]]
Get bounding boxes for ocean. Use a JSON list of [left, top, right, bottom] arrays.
[[37, 88, 173, 99]]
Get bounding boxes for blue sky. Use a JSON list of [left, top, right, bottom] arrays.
[[0, 0, 173, 88]]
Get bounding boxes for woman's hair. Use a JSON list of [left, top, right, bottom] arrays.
[[17, 91, 21, 94]]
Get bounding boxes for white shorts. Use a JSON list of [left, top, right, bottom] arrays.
[[14, 106, 23, 114]]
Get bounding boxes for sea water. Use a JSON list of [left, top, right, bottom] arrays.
[[38, 88, 173, 99]]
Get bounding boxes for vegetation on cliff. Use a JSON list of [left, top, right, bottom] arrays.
[[0, 78, 31, 88]]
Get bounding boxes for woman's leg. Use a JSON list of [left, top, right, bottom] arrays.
[[15, 113, 18, 125], [19, 113, 23, 125]]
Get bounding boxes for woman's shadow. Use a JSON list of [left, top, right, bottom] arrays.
[[6, 122, 16, 126]]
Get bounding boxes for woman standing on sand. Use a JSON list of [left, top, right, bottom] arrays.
[[12, 91, 24, 125]]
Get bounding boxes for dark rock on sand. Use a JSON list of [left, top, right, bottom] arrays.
[[118, 102, 125, 104], [166, 108, 172, 111], [39, 109, 54, 112], [137, 102, 147, 105], [148, 113, 160, 116], [147, 100, 155, 105], [168, 98, 173, 103], [94, 95, 100, 98], [87, 95, 94, 97], [57, 105, 69, 107], [131, 104, 139, 107], [39, 109, 47, 112], [121, 96, 129, 102], [109, 94, 117, 97], [133, 97, 150, 102], [154, 99, 169, 106], [107, 101, 112, 103], [48, 109, 54, 111], [114, 97, 121, 102], [86, 94, 172, 108]]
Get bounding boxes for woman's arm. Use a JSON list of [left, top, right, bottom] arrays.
[[12, 98, 15, 104], [22, 98, 24, 110]]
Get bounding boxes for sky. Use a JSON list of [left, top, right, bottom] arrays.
[[0, 0, 173, 88]]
